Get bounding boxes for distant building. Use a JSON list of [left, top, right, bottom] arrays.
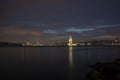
[[112, 38, 120, 45], [67, 35, 77, 46]]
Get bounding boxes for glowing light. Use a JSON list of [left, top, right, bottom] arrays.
[[67, 35, 77, 46], [69, 46, 73, 68]]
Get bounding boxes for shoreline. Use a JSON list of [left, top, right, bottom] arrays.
[[86, 58, 120, 80]]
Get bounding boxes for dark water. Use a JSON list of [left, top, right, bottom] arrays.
[[0, 46, 120, 80]]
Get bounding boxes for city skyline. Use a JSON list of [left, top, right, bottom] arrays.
[[0, 0, 120, 43]]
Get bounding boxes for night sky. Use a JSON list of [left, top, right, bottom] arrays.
[[0, 0, 120, 43]]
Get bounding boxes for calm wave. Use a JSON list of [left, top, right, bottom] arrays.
[[0, 46, 120, 80]]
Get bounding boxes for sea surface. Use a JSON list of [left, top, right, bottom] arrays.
[[0, 46, 120, 80]]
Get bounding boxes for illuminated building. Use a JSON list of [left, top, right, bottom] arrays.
[[68, 35, 77, 46]]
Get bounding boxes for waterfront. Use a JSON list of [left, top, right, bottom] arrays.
[[0, 46, 120, 80]]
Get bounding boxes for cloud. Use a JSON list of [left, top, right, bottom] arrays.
[[90, 34, 119, 40], [66, 27, 94, 33], [0, 27, 41, 36], [16, 0, 65, 5], [43, 30, 57, 34], [95, 24, 120, 28], [91, 19, 112, 25], [39, 35, 67, 43]]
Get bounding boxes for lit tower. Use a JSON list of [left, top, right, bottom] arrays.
[[69, 35, 73, 44], [68, 35, 77, 46]]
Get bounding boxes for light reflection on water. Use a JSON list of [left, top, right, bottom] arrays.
[[0, 46, 120, 80], [69, 46, 73, 69], [68, 46, 74, 80]]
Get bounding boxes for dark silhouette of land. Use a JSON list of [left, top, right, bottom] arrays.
[[0, 42, 22, 47], [86, 58, 120, 80], [0, 38, 120, 47]]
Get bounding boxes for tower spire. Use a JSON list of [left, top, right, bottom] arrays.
[[69, 35, 73, 44]]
